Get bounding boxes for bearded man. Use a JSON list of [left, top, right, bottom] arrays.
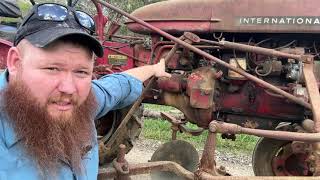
[[0, 3, 170, 180]]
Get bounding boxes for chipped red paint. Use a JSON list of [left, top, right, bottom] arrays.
[[0, 39, 12, 70]]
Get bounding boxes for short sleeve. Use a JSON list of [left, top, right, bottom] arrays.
[[92, 73, 143, 119]]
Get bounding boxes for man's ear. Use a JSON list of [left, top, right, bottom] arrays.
[[6, 47, 22, 77]]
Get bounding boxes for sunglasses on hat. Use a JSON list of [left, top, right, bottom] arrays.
[[21, 3, 95, 34]]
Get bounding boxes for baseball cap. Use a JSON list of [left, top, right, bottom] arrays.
[[14, 3, 103, 57]]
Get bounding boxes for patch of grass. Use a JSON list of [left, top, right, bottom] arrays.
[[144, 104, 175, 112], [18, 0, 32, 16], [0, 0, 31, 23], [142, 117, 259, 154]]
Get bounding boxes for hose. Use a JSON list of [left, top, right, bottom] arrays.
[[254, 63, 273, 77]]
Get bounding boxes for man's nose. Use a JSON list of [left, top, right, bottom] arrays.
[[58, 73, 77, 94]]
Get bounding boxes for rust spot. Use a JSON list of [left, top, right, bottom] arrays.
[[243, 120, 259, 129]]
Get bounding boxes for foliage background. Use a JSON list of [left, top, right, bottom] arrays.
[[12, 0, 163, 35], [18, 0, 163, 15]]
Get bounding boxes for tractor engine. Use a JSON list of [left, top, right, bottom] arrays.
[[102, 0, 320, 129]]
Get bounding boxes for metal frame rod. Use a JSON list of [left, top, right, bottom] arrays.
[[201, 39, 303, 61], [303, 62, 320, 132], [209, 121, 320, 142], [98, 161, 194, 180], [199, 173, 320, 180], [98, 161, 320, 179]]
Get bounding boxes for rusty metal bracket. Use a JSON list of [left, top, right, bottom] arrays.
[[161, 112, 182, 140], [197, 124, 225, 177], [113, 144, 130, 175], [161, 112, 204, 140], [111, 144, 131, 180], [113, 159, 130, 175]]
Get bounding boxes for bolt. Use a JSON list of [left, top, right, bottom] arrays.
[[183, 32, 200, 43], [277, 166, 284, 171], [307, 57, 313, 63], [209, 123, 217, 133], [309, 155, 316, 161], [219, 166, 226, 171], [214, 71, 223, 79], [122, 164, 128, 171], [117, 144, 126, 163], [119, 144, 126, 149], [310, 167, 315, 172], [202, 89, 211, 95]]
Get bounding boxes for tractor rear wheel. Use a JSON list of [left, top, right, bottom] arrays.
[[96, 105, 144, 165]]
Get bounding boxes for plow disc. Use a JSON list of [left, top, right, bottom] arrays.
[[150, 140, 199, 180]]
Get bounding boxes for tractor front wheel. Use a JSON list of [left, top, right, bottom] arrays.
[[252, 137, 313, 176]]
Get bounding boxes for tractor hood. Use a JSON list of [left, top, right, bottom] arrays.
[[126, 0, 320, 34]]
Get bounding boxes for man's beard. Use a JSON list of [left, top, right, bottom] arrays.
[[2, 78, 97, 177]]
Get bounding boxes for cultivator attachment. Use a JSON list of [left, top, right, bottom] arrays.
[[99, 116, 320, 179]]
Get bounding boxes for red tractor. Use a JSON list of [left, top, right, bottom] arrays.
[[2, 0, 320, 179], [0, 0, 20, 70]]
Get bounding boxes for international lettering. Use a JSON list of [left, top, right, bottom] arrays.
[[239, 17, 320, 25]]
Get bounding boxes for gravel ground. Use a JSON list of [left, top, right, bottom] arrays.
[[125, 137, 254, 179]]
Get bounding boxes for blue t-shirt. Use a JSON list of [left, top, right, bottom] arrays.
[[0, 70, 143, 180]]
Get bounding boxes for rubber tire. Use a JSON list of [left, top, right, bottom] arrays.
[[97, 105, 144, 166], [252, 137, 290, 176]]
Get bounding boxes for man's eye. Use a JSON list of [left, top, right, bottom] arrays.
[[74, 70, 91, 77], [76, 70, 89, 75], [45, 67, 60, 71]]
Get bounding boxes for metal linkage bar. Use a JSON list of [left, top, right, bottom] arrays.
[[201, 39, 303, 61], [302, 57, 320, 175], [197, 125, 221, 176], [98, 161, 194, 180], [98, 165, 320, 179], [209, 121, 320, 142], [303, 58, 320, 132], [199, 174, 320, 180]]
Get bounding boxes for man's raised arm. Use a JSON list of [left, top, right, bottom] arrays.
[[123, 59, 171, 81], [93, 59, 171, 119]]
